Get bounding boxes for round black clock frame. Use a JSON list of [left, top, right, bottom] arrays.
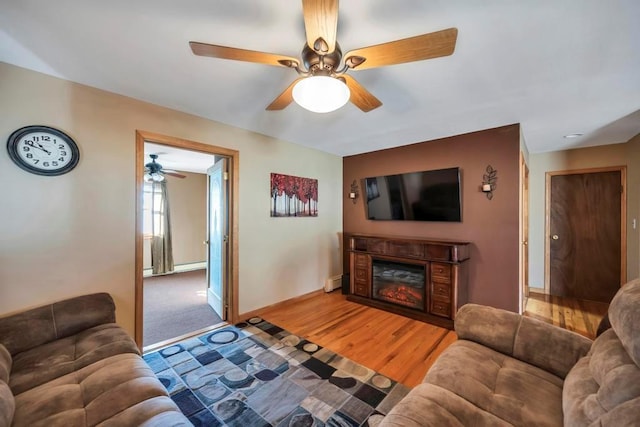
[[7, 125, 80, 176]]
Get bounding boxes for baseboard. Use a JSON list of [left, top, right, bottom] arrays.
[[143, 261, 206, 278], [142, 320, 227, 354], [238, 289, 326, 321]]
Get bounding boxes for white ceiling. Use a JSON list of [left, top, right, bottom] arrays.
[[144, 143, 217, 174], [1, 1, 639, 157]]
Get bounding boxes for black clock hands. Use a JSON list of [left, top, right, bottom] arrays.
[[25, 141, 52, 155]]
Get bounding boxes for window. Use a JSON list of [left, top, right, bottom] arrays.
[[143, 182, 164, 237]]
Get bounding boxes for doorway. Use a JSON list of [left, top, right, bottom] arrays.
[[545, 166, 626, 303], [135, 131, 239, 349]]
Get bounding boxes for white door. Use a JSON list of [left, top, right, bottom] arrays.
[[206, 157, 228, 319]]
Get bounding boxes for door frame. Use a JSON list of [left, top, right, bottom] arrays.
[[519, 152, 529, 312], [134, 130, 240, 349], [544, 165, 627, 294]]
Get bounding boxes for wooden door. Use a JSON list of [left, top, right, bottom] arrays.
[[206, 158, 229, 320], [548, 169, 624, 303]]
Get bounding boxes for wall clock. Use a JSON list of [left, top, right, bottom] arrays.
[[7, 125, 80, 176]]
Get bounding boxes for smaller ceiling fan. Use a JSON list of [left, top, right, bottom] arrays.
[[189, 0, 458, 113], [144, 154, 186, 182]]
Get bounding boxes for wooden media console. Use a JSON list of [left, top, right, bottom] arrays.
[[347, 234, 471, 329]]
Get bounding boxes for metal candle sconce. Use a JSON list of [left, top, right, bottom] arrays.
[[349, 180, 359, 204], [482, 165, 497, 200]]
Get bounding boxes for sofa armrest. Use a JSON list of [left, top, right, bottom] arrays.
[[455, 304, 592, 378], [0, 293, 116, 355]]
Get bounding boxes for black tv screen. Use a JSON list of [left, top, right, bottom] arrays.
[[364, 167, 462, 222]]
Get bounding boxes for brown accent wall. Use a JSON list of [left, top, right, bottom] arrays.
[[343, 124, 521, 312]]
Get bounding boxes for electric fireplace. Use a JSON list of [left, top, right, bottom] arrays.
[[372, 259, 425, 310]]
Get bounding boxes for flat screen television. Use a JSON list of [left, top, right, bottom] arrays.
[[364, 167, 462, 222]]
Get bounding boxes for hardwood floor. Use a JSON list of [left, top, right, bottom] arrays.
[[524, 292, 609, 339], [252, 290, 608, 388]]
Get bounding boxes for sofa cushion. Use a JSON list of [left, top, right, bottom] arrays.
[[10, 323, 139, 395], [0, 345, 10, 384], [563, 328, 640, 426], [608, 278, 640, 366], [12, 353, 188, 427], [380, 383, 511, 427], [0, 293, 116, 356], [456, 304, 592, 379], [424, 340, 564, 427], [512, 315, 592, 379], [0, 381, 14, 427]]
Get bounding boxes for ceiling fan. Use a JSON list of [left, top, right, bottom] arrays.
[[189, 0, 458, 113], [144, 154, 186, 182]]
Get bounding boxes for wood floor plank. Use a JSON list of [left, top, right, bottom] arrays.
[[524, 293, 608, 338], [251, 290, 608, 388]]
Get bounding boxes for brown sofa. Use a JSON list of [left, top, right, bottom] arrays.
[[0, 293, 191, 426], [380, 278, 640, 426]]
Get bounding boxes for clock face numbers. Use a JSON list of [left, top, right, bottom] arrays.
[[17, 132, 72, 171], [7, 126, 80, 176]]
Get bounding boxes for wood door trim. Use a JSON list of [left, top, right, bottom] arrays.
[[544, 165, 627, 294], [520, 152, 529, 313], [134, 130, 240, 349]]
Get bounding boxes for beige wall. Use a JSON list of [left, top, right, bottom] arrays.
[[0, 63, 343, 336], [143, 171, 207, 269], [627, 134, 640, 280], [344, 124, 522, 312], [528, 139, 640, 290]]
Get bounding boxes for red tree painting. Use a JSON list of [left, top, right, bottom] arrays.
[[271, 173, 318, 217]]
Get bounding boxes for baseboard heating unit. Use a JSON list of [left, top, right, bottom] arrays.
[[324, 275, 343, 292]]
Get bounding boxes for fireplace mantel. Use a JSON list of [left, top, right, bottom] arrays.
[[346, 234, 470, 329]]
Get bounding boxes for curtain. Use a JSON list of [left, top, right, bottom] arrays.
[[150, 180, 174, 275]]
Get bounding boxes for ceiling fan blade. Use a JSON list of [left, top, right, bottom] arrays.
[[164, 171, 186, 179], [343, 28, 458, 71], [266, 78, 304, 110], [189, 42, 299, 68], [340, 75, 382, 112], [302, 0, 338, 54]]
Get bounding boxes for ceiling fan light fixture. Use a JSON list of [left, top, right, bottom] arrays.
[[292, 76, 350, 113], [144, 172, 165, 182]]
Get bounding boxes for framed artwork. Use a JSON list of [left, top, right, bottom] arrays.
[[270, 173, 318, 217]]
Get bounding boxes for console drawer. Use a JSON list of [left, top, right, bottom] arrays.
[[355, 254, 368, 267], [431, 263, 451, 283], [354, 283, 369, 297], [432, 282, 451, 301], [387, 242, 424, 258], [430, 300, 451, 318], [366, 239, 386, 254], [354, 267, 368, 281]]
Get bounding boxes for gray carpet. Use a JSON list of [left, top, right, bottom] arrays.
[[144, 269, 222, 347]]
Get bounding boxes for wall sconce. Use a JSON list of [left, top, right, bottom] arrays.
[[349, 180, 359, 204], [482, 165, 497, 200]]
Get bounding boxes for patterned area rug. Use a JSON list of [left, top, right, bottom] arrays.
[[144, 317, 410, 426]]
